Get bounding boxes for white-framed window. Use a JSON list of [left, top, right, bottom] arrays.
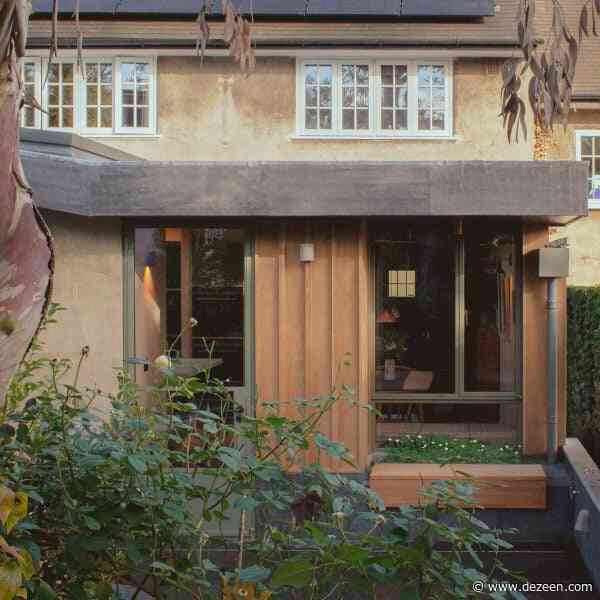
[[576, 130, 600, 209], [20, 58, 42, 129], [23, 56, 157, 136], [296, 59, 453, 138], [115, 59, 155, 134]]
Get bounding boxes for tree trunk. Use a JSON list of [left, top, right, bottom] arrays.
[[0, 0, 53, 406]]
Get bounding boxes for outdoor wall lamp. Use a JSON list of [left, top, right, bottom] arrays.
[[299, 243, 315, 263], [145, 250, 158, 268]]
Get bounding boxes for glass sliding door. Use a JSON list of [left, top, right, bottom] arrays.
[[373, 220, 521, 445], [131, 226, 252, 412]]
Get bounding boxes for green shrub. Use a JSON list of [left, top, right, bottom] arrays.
[[0, 307, 523, 599], [567, 287, 600, 456]]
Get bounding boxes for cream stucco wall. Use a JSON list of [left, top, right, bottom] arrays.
[[544, 110, 600, 287], [100, 57, 533, 162], [39, 212, 123, 403]]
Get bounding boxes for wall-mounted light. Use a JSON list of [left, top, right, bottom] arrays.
[[145, 250, 158, 268], [299, 243, 315, 263]]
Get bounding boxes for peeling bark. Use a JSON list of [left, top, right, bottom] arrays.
[[0, 0, 53, 405]]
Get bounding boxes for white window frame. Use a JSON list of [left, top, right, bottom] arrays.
[[78, 59, 116, 136], [115, 57, 157, 135], [25, 55, 157, 137], [296, 58, 453, 139], [42, 58, 78, 132], [575, 130, 600, 210], [20, 57, 42, 129]]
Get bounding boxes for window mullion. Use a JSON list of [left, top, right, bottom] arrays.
[[456, 234, 465, 396]]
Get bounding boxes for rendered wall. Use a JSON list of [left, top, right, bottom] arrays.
[[541, 110, 600, 287], [102, 57, 533, 163], [39, 212, 123, 406]]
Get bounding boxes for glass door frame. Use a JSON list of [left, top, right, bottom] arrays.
[[122, 220, 256, 418], [370, 218, 523, 404]]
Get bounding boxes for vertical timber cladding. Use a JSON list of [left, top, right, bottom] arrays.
[[522, 224, 567, 456], [255, 221, 372, 472]]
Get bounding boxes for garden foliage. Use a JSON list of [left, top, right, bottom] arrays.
[[0, 307, 523, 600]]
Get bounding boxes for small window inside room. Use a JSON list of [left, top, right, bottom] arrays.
[[373, 221, 521, 446], [576, 131, 600, 207], [297, 59, 452, 138], [134, 227, 246, 387]]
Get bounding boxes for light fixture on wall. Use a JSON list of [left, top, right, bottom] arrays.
[[299, 243, 315, 263], [145, 250, 158, 268]]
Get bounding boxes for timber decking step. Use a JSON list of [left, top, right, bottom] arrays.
[[369, 463, 547, 509]]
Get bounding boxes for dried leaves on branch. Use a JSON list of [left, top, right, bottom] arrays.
[[503, 0, 599, 142], [196, 0, 256, 72]]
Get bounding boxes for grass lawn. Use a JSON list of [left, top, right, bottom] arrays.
[[382, 434, 524, 464]]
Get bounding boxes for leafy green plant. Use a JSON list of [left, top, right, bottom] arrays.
[[567, 287, 600, 462], [381, 435, 523, 465], [0, 307, 522, 599]]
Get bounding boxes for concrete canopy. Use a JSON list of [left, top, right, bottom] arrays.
[[22, 152, 588, 224]]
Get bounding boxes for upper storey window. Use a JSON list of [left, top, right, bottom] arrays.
[[296, 59, 453, 138], [576, 131, 600, 209], [21, 56, 156, 136]]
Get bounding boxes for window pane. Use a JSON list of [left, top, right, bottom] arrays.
[[382, 65, 393, 85], [418, 110, 431, 130], [86, 108, 98, 128], [356, 87, 369, 108], [342, 109, 354, 129], [581, 136, 594, 155], [342, 65, 354, 85], [86, 63, 98, 82], [305, 108, 318, 129], [382, 110, 393, 129], [432, 66, 445, 85], [395, 87, 407, 108], [23, 63, 36, 83], [418, 65, 431, 85], [62, 63, 73, 82], [87, 85, 98, 105], [382, 87, 394, 108], [101, 63, 113, 83], [356, 65, 369, 85], [375, 224, 455, 394], [432, 87, 445, 108], [136, 86, 149, 106], [432, 110, 445, 130], [319, 109, 332, 129], [319, 65, 332, 85], [395, 65, 407, 84], [136, 62, 151, 83], [418, 88, 431, 109], [136, 107, 149, 128], [395, 109, 408, 130], [465, 225, 517, 392], [122, 87, 135, 105], [101, 85, 112, 105], [122, 107, 134, 127], [48, 85, 59, 106], [305, 65, 317, 85], [342, 87, 354, 108], [62, 107, 73, 127], [122, 63, 135, 83], [23, 107, 35, 127], [101, 107, 113, 128], [47, 64, 59, 82], [62, 85, 73, 105], [134, 228, 246, 388], [356, 109, 369, 129], [319, 86, 331, 108], [48, 107, 59, 127], [305, 86, 317, 107]]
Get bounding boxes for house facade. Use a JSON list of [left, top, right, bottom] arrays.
[[21, 0, 588, 474]]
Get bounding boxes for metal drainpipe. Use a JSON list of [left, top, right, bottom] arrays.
[[547, 277, 559, 464]]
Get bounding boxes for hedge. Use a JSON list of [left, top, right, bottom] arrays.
[[567, 287, 600, 460]]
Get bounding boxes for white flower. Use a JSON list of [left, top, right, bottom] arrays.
[[154, 354, 171, 369], [189, 317, 198, 327]]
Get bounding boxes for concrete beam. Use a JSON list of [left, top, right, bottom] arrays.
[[22, 153, 588, 223]]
